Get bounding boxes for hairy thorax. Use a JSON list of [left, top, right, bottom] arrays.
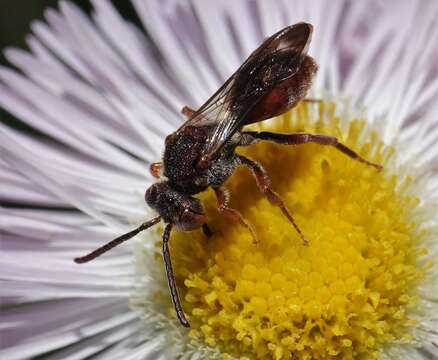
[[163, 125, 237, 195]]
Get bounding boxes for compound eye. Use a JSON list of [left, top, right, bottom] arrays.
[[145, 183, 160, 205], [179, 207, 205, 231]]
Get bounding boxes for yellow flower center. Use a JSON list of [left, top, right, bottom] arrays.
[[168, 101, 427, 359]]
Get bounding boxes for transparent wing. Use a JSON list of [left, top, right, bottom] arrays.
[[177, 23, 313, 164]]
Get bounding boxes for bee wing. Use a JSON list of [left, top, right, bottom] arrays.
[[178, 23, 313, 164]]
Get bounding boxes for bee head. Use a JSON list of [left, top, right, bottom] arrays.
[[145, 182, 206, 231]]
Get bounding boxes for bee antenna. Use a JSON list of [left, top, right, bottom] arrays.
[[74, 216, 161, 264]]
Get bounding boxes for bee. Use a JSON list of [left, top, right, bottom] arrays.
[[74, 23, 381, 327]]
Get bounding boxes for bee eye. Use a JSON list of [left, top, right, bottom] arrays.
[[145, 183, 162, 205], [145, 187, 155, 203], [179, 210, 205, 231], [177, 198, 205, 231]]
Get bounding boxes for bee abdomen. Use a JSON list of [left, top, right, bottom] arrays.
[[246, 55, 318, 123]]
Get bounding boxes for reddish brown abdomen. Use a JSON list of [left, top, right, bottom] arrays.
[[246, 55, 318, 124]]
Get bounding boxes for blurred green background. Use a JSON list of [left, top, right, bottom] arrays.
[[0, 0, 141, 129]]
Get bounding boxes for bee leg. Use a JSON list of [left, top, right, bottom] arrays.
[[213, 186, 258, 244], [181, 106, 196, 118], [150, 162, 163, 179], [237, 154, 309, 245], [241, 132, 382, 170], [162, 224, 190, 327]]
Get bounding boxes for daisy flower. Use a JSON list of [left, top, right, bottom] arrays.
[[1, 0, 438, 359]]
